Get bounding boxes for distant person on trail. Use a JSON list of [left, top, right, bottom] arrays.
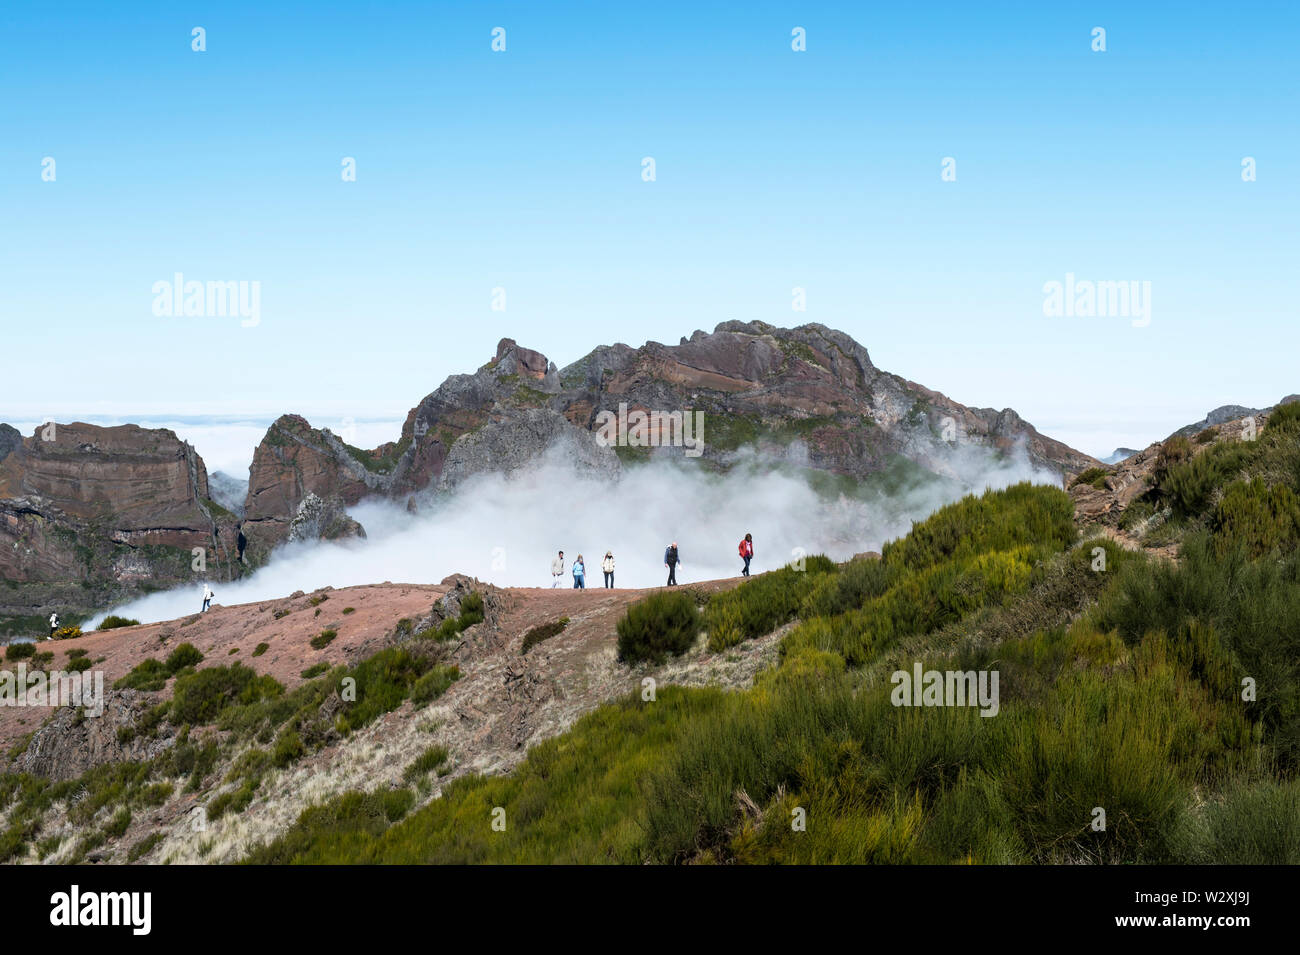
[[236, 523, 248, 564], [48, 612, 59, 640], [739, 533, 753, 577], [201, 584, 214, 613], [573, 555, 586, 590], [602, 551, 615, 588], [664, 542, 680, 586], [550, 551, 565, 588]]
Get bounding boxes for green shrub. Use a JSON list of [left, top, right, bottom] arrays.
[[1069, 467, 1109, 490], [4, 642, 36, 661], [410, 665, 460, 707], [165, 643, 204, 672], [882, 483, 1075, 573], [616, 591, 702, 664], [98, 615, 140, 630], [127, 832, 163, 863], [115, 643, 205, 691], [272, 728, 304, 768], [705, 562, 835, 652], [170, 664, 284, 726], [417, 592, 486, 642], [335, 648, 441, 734], [1092, 533, 1300, 765], [104, 807, 132, 838], [1158, 440, 1254, 518], [208, 778, 258, 820], [801, 556, 893, 618], [402, 745, 449, 783], [301, 663, 329, 679], [242, 789, 415, 863], [520, 618, 569, 655], [114, 658, 169, 691], [311, 629, 338, 650], [1175, 778, 1300, 864], [1213, 480, 1300, 558], [252, 642, 270, 658]]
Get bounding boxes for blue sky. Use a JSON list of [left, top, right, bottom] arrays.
[[2, 1, 1296, 459]]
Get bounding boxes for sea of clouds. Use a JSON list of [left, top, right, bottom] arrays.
[[85, 438, 1061, 629]]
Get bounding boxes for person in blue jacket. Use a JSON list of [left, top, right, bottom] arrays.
[[572, 554, 586, 589]]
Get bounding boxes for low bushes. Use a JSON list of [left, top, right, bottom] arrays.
[[115, 643, 205, 691], [418, 591, 486, 642], [170, 664, 283, 726], [704, 559, 835, 652], [4, 642, 35, 662], [310, 630, 337, 650], [98, 616, 140, 631], [410, 665, 460, 707], [617, 591, 702, 664], [520, 618, 569, 655]]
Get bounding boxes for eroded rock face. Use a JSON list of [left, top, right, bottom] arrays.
[[287, 492, 366, 543], [10, 688, 177, 782], [242, 414, 378, 549], [240, 324, 1101, 544], [0, 423, 237, 625], [1067, 408, 1276, 534]]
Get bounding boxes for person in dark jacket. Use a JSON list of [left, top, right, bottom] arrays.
[[739, 533, 753, 577], [664, 542, 680, 586]]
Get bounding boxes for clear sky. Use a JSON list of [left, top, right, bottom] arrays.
[[2, 1, 1296, 458]]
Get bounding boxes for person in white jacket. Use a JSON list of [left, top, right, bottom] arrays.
[[202, 584, 214, 612], [550, 551, 565, 588], [48, 612, 59, 640], [601, 551, 615, 589]]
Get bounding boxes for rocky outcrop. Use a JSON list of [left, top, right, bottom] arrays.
[[0, 423, 240, 629], [287, 492, 366, 543], [1169, 396, 1298, 441], [1069, 410, 1273, 533], [242, 414, 378, 549], [10, 688, 178, 782], [240, 324, 1098, 536], [0, 424, 20, 465]]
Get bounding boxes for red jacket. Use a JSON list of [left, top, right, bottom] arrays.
[[739, 539, 753, 558]]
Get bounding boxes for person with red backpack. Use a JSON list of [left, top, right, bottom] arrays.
[[739, 533, 753, 577]]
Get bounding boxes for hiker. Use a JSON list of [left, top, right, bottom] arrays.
[[48, 612, 59, 640], [550, 551, 565, 588], [601, 551, 615, 588], [202, 584, 214, 612], [664, 542, 681, 586], [572, 554, 586, 589], [739, 533, 754, 577], [236, 523, 248, 563]]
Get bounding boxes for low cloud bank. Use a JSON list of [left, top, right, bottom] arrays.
[[86, 441, 1059, 628]]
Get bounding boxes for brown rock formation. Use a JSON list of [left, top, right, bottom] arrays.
[[0, 423, 239, 629], [239, 324, 1100, 537]]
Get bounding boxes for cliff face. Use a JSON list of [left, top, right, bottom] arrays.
[[0, 423, 239, 628], [241, 323, 1097, 528], [242, 415, 371, 548]]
